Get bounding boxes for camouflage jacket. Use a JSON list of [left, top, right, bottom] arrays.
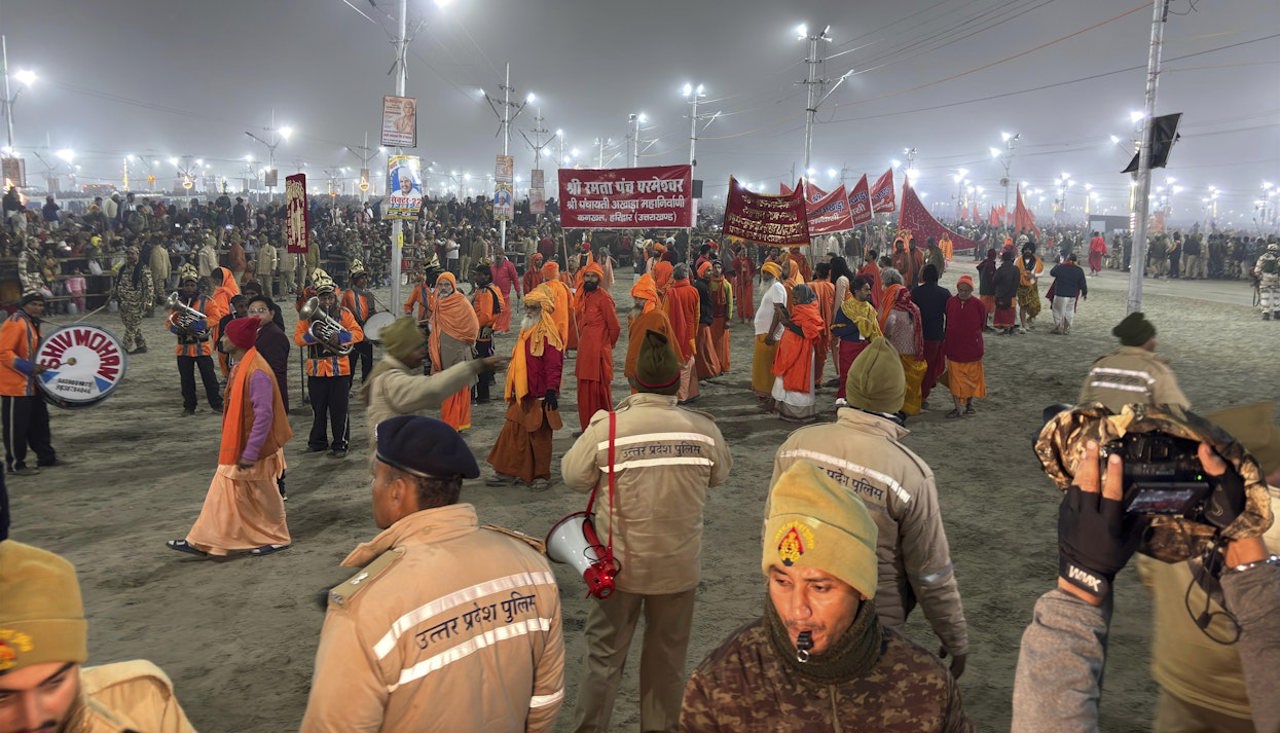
[[680, 619, 973, 733]]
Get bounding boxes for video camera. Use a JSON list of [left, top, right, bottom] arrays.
[[1100, 432, 1211, 517]]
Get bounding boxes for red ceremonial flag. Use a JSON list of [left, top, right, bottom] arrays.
[[848, 174, 872, 225], [1014, 185, 1041, 240], [806, 183, 854, 235], [998, 203, 1007, 225], [970, 203, 979, 222], [723, 176, 811, 246], [780, 182, 792, 195], [897, 178, 979, 253], [804, 181, 828, 203], [870, 168, 896, 213], [987, 207, 999, 227], [559, 164, 694, 229], [285, 174, 309, 254]]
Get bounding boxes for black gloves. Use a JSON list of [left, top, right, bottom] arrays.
[[544, 389, 558, 411], [1057, 484, 1141, 601]]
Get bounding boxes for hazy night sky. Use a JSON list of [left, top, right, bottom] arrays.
[[5, 0, 1277, 225]]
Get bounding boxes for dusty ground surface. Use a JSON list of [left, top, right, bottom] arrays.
[[9, 263, 1273, 732]]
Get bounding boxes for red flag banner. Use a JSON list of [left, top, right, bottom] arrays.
[[988, 207, 999, 227], [285, 173, 309, 254], [848, 174, 872, 225], [723, 176, 811, 246], [806, 182, 854, 235], [559, 164, 693, 229], [870, 168, 896, 213], [780, 182, 791, 195], [804, 181, 828, 203], [1014, 185, 1041, 240], [897, 179, 979, 253]]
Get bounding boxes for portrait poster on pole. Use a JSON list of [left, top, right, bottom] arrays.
[[385, 155, 423, 220], [381, 95, 418, 149], [530, 169, 546, 215], [493, 155, 514, 222], [285, 174, 309, 254]]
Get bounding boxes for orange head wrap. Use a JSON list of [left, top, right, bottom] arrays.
[[761, 261, 783, 279], [541, 261, 560, 281], [697, 261, 713, 279], [582, 262, 605, 280], [653, 261, 674, 293], [630, 274, 659, 313]]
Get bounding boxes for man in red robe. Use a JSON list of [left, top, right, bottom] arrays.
[[708, 260, 734, 372], [788, 247, 812, 283], [730, 245, 755, 323], [1088, 232, 1107, 275], [522, 253, 545, 297], [892, 236, 924, 287], [662, 263, 700, 404], [574, 262, 620, 431]]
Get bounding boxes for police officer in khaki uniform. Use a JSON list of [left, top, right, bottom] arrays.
[[0, 540, 195, 732], [301, 415, 565, 732], [1079, 312, 1190, 412], [772, 338, 969, 679]]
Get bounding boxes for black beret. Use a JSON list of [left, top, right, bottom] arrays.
[[375, 415, 479, 479]]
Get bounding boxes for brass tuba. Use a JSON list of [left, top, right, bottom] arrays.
[[299, 296, 353, 355], [165, 291, 207, 331]]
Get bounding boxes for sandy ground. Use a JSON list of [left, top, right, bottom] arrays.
[[9, 263, 1275, 732]]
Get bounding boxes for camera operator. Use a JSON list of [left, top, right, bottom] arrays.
[[1011, 439, 1280, 733]]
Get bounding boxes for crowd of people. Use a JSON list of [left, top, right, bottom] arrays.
[[1, 189, 1279, 733]]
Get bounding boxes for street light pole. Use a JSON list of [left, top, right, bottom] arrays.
[[1, 36, 13, 152], [798, 25, 831, 174], [1128, 0, 1172, 314]]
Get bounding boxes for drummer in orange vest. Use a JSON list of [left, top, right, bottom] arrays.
[[169, 264, 225, 416], [0, 291, 58, 476], [342, 259, 377, 385]]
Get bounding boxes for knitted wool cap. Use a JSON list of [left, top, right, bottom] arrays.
[[379, 317, 426, 363], [0, 541, 87, 673], [763, 462, 879, 598], [844, 338, 905, 413], [632, 328, 681, 395], [1112, 312, 1156, 346]]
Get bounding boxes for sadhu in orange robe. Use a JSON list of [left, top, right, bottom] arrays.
[[574, 263, 621, 430], [430, 272, 479, 430]]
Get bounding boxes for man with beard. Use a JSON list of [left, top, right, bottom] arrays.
[[1014, 242, 1044, 332], [752, 262, 788, 400], [295, 273, 365, 459], [680, 461, 973, 731], [540, 260, 572, 346], [0, 540, 196, 731], [112, 246, 153, 355], [943, 276, 987, 417], [341, 260, 378, 385], [624, 274, 677, 392], [487, 289, 564, 491], [490, 250, 521, 333], [856, 249, 883, 309], [429, 273, 479, 432], [693, 262, 722, 381], [522, 252, 545, 300], [168, 265, 224, 416], [470, 263, 505, 403], [574, 262, 620, 432], [892, 235, 923, 287], [1087, 231, 1107, 276], [708, 259, 734, 373], [831, 275, 882, 407], [664, 263, 701, 404]]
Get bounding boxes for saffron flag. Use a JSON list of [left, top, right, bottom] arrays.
[[805, 182, 854, 235], [848, 174, 872, 225], [724, 176, 810, 246], [1014, 185, 1041, 240], [897, 179, 979, 253], [870, 168, 896, 213]]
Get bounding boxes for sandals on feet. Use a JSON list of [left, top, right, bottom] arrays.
[[250, 544, 290, 557], [945, 409, 962, 419], [964, 405, 976, 415], [166, 539, 208, 557]]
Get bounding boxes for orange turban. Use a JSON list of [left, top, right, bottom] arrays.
[[761, 262, 783, 279], [542, 261, 560, 281], [582, 262, 605, 279], [697, 261, 713, 278], [630, 274, 659, 312], [653, 261, 674, 293]]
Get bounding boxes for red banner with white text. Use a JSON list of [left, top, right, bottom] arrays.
[[898, 180, 979, 252], [779, 180, 827, 203], [870, 168, 896, 213], [723, 176, 811, 246], [805, 182, 854, 234], [848, 175, 872, 225], [559, 164, 693, 229], [285, 174, 309, 254]]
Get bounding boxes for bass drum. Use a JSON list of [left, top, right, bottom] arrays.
[[34, 324, 128, 409], [363, 312, 397, 344]]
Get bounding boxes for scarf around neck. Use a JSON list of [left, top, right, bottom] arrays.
[[763, 594, 883, 682]]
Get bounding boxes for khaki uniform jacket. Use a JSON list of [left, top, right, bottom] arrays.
[[80, 660, 195, 733], [560, 392, 731, 595], [196, 245, 218, 278], [362, 355, 480, 450], [1078, 346, 1190, 413], [255, 244, 277, 276], [772, 408, 969, 657], [301, 504, 565, 733]]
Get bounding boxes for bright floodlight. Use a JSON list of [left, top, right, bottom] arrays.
[[1001, 131, 1013, 142], [1110, 135, 1121, 144], [1060, 171, 1070, 180], [433, 0, 453, 7], [956, 167, 969, 178], [168, 157, 179, 166], [278, 126, 294, 141], [1129, 110, 1145, 123], [55, 149, 75, 163], [195, 158, 203, 166], [638, 113, 647, 123], [891, 159, 901, 169], [243, 154, 254, 162], [556, 128, 564, 137], [906, 168, 920, 181], [796, 24, 808, 39], [526, 92, 536, 103], [682, 83, 693, 97], [989, 147, 1002, 159], [378, 146, 387, 154], [13, 69, 35, 87], [827, 168, 838, 178]]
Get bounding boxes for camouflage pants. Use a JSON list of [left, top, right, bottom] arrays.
[[119, 303, 146, 351]]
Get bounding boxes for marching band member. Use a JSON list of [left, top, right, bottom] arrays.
[[167, 316, 292, 558], [295, 271, 364, 459], [0, 291, 57, 476], [301, 415, 564, 732], [342, 259, 377, 384], [168, 264, 224, 416]]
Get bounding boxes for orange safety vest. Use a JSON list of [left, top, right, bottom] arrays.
[[168, 295, 221, 357], [293, 307, 366, 377], [0, 311, 41, 397]]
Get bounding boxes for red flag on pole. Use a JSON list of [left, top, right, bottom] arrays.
[[870, 168, 896, 213], [805, 182, 854, 234], [1014, 185, 1041, 240], [897, 178, 979, 252], [848, 174, 872, 225]]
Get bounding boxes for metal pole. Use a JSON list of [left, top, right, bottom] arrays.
[[597, 138, 604, 168], [1126, 0, 1170, 315], [1, 36, 12, 151], [689, 95, 697, 167], [802, 33, 818, 173], [499, 62, 510, 256], [390, 0, 407, 310]]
